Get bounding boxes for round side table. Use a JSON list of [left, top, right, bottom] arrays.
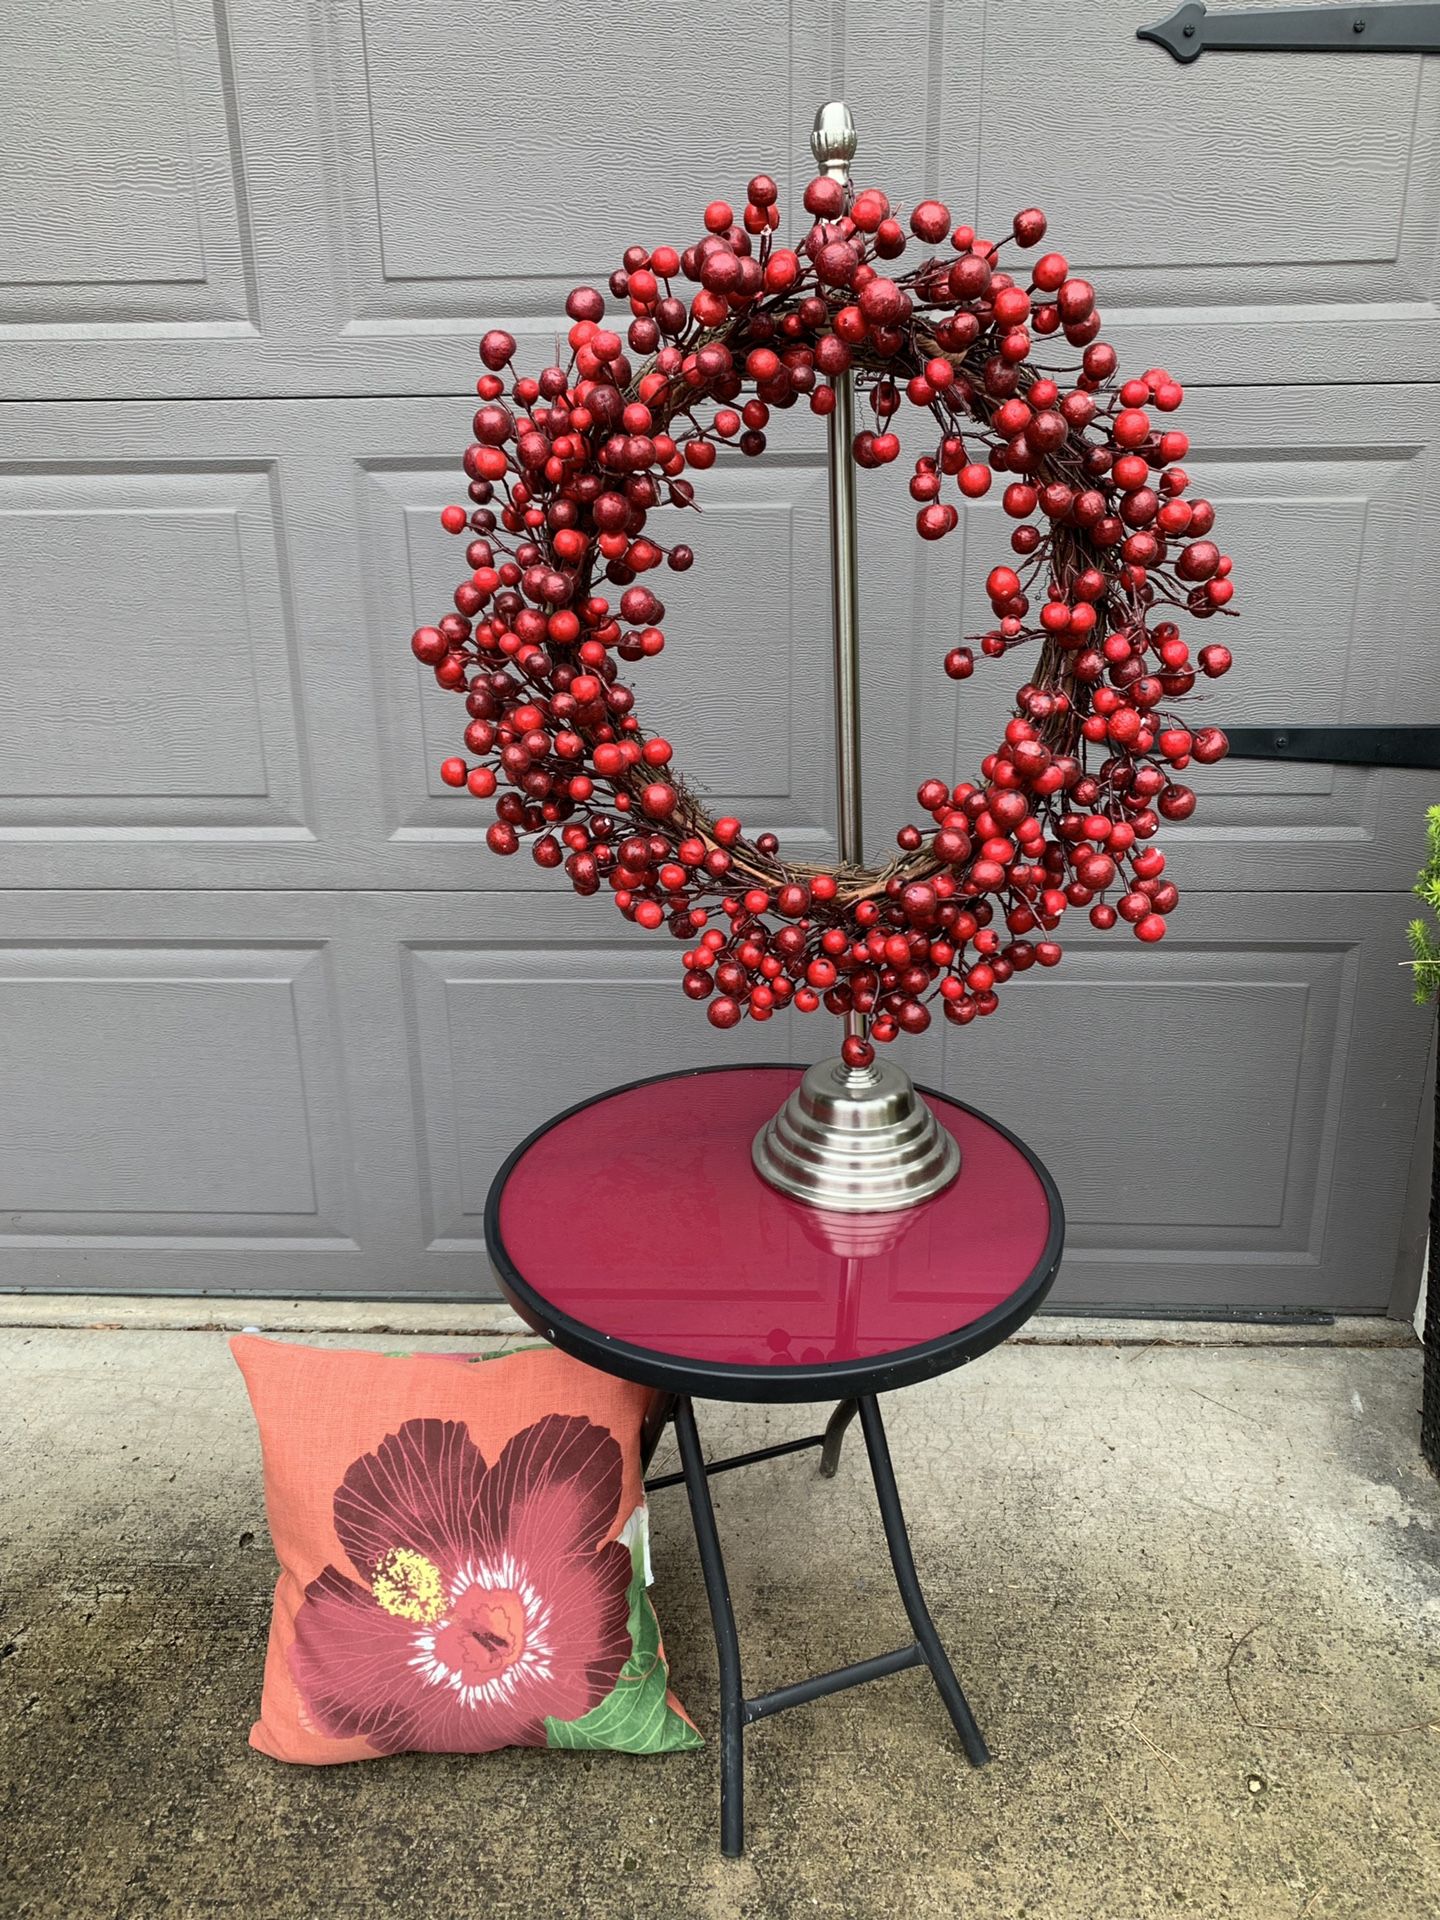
[[484, 1062, 1064, 1857]]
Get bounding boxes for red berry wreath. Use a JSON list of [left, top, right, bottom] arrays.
[[412, 169, 1235, 1069]]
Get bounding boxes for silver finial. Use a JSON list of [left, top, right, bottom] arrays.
[[810, 101, 857, 185]]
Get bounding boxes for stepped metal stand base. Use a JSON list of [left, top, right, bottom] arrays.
[[751, 1055, 962, 1214], [646, 1394, 990, 1858]]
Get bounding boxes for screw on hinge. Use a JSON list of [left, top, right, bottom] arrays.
[[1273, 733, 1289, 750], [1354, 14, 1366, 30], [1184, 19, 1196, 33]]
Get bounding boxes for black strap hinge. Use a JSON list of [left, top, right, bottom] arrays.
[[1139, 2, 1440, 64], [1222, 726, 1440, 769]]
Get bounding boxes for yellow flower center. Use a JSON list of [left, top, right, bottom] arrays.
[[372, 1546, 447, 1624]]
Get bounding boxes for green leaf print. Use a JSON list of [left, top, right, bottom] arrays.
[[545, 1521, 701, 1754]]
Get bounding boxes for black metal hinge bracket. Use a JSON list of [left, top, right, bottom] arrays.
[[1223, 726, 1440, 769], [1139, 2, 1440, 63]]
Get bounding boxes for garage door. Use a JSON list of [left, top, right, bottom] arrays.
[[2, 0, 1435, 1308]]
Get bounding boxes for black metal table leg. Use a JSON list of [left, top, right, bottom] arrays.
[[857, 1394, 991, 1767], [818, 1397, 859, 1477], [639, 1390, 676, 1471], [674, 1396, 747, 1856], [668, 1393, 991, 1854]]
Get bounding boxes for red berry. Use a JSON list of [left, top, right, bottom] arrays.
[[1032, 252, 1068, 292], [910, 199, 951, 243], [859, 277, 907, 325], [1056, 278, 1095, 322], [949, 254, 992, 301], [1199, 644, 1232, 678], [479, 329, 516, 369], [1178, 540, 1220, 582], [764, 248, 800, 293], [1159, 784, 1197, 820], [1013, 207, 1047, 247], [803, 176, 845, 218], [1113, 408, 1150, 448]]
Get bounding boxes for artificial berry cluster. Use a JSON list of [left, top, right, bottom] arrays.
[[411, 167, 1235, 1068]]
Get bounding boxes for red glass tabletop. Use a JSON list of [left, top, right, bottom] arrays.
[[486, 1065, 1063, 1401], [485, 1067, 1059, 1397]]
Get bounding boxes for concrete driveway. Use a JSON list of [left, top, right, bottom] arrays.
[[2, 1304, 1437, 1920]]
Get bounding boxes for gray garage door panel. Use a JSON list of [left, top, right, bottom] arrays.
[[3, 0, 1438, 397], [0, 890, 1423, 1310], [2, 390, 1434, 894]]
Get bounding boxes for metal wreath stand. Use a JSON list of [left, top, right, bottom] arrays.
[[646, 100, 992, 1856], [749, 102, 961, 1217]]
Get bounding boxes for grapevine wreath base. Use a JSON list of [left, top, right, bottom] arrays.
[[411, 169, 1235, 1069]]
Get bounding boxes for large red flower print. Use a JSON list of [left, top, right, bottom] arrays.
[[289, 1414, 634, 1753]]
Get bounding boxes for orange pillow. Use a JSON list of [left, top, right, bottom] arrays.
[[232, 1335, 699, 1763]]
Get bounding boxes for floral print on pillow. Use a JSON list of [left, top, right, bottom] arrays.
[[288, 1412, 697, 1755]]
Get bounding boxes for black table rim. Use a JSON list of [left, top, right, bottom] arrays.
[[482, 1062, 1065, 1404]]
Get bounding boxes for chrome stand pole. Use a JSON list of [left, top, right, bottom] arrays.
[[812, 102, 868, 1055], [750, 102, 961, 1214]]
